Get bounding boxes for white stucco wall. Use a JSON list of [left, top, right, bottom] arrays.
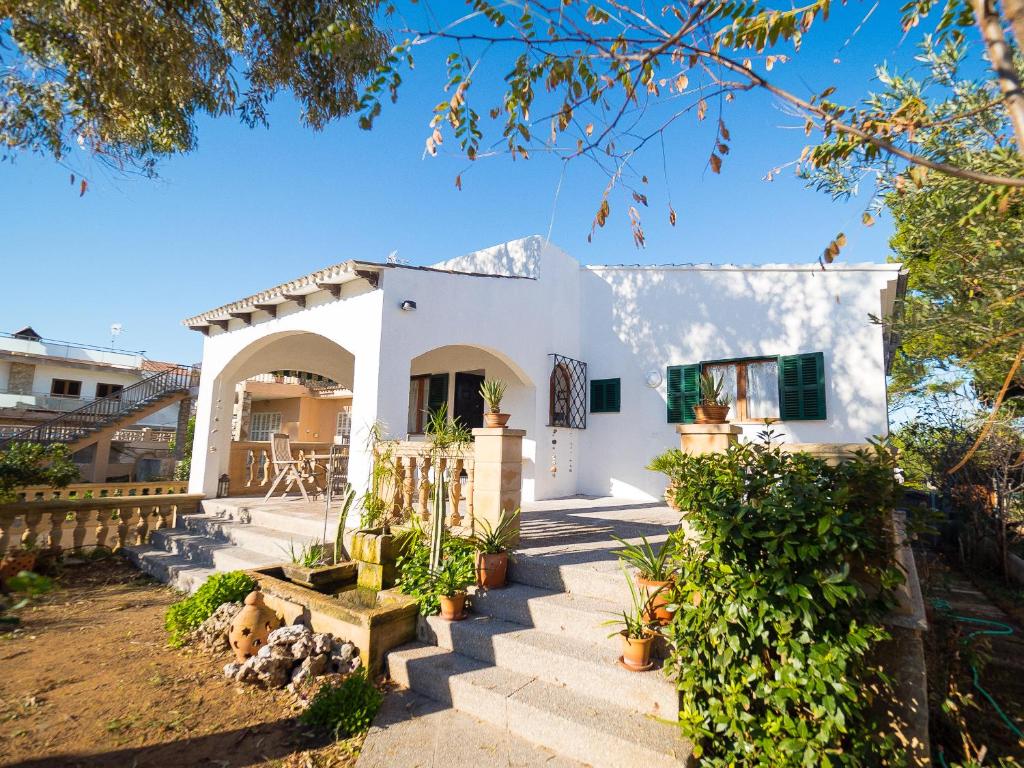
[[187, 235, 899, 503]]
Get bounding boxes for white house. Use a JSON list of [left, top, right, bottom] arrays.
[[184, 236, 904, 502]]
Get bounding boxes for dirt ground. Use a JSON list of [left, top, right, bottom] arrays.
[[0, 556, 365, 768]]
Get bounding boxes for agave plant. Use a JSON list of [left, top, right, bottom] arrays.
[[611, 535, 676, 582], [479, 378, 508, 414], [698, 370, 732, 407], [432, 554, 476, 597], [470, 509, 520, 554], [603, 564, 657, 640], [283, 539, 329, 568]]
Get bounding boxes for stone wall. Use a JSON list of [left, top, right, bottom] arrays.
[[8, 363, 35, 395]]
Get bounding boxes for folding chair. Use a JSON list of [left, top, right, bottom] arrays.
[[263, 433, 315, 502]]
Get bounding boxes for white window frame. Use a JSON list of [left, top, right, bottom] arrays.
[[250, 412, 282, 442], [335, 406, 352, 444]]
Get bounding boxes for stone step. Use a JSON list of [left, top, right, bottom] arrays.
[[148, 529, 281, 572], [181, 514, 328, 560], [199, 499, 341, 540], [123, 544, 217, 593], [469, 582, 624, 646], [388, 642, 690, 768], [509, 552, 636, 604], [419, 613, 678, 718]]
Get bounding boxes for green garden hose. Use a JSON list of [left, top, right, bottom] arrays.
[[931, 597, 1024, 742]]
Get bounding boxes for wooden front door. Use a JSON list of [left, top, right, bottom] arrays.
[[453, 372, 485, 430]]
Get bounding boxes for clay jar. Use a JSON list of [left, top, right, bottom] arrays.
[[476, 552, 509, 589], [228, 591, 281, 662]]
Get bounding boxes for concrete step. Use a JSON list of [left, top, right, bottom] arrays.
[[419, 613, 678, 718], [199, 500, 339, 540], [181, 514, 328, 560], [469, 582, 624, 646], [509, 552, 636, 604], [388, 642, 690, 768], [148, 529, 281, 572], [123, 544, 216, 593]]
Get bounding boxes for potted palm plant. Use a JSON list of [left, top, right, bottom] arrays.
[[693, 370, 731, 424], [612, 535, 676, 625], [470, 509, 520, 589], [604, 565, 657, 671], [434, 555, 476, 620], [479, 378, 510, 428]]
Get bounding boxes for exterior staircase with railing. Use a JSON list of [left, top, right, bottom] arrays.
[[0, 365, 200, 454]]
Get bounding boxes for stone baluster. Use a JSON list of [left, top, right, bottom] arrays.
[[245, 448, 256, 488], [393, 456, 406, 520], [114, 507, 134, 550], [72, 508, 91, 550], [154, 503, 173, 532], [47, 510, 65, 556], [0, 514, 11, 555], [449, 458, 464, 527], [402, 456, 416, 517], [418, 456, 431, 521], [133, 506, 147, 546], [94, 509, 112, 550], [21, 510, 43, 549]]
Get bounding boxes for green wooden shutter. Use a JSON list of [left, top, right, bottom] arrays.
[[590, 378, 620, 413], [427, 373, 449, 417], [667, 364, 700, 423], [777, 352, 826, 420]]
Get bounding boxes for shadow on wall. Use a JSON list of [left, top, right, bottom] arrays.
[[579, 267, 887, 498], [431, 235, 544, 278]]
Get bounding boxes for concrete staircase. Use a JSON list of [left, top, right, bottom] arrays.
[[126, 499, 338, 593], [386, 552, 691, 768]]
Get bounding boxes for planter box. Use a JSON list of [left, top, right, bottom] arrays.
[[351, 527, 397, 591], [280, 561, 357, 592], [249, 566, 417, 675]]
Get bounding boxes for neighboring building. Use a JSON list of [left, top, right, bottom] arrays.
[[0, 328, 191, 481], [183, 236, 905, 501]]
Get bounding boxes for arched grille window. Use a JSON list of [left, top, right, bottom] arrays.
[[548, 354, 587, 428]]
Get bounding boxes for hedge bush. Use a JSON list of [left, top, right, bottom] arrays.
[[395, 532, 475, 616], [165, 570, 255, 647], [650, 439, 904, 766], [300, 669, 382, 739]]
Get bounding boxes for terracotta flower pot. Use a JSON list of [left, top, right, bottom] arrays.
[[228, 591, 281, 662], [693, 404, 730, 424], [620, 630, 655, 671], [637, 575, 675, 625], [476, 551, 509, 589], [483, 412, 510, 428], [0, 549, 38, 582], [439, 591, 468, 621]]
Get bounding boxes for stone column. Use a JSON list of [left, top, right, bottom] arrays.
[[675, 423, 742, 455], [172, 396, 193, 460], [90, 436, 112, 483], [470, 428, 525, 546]]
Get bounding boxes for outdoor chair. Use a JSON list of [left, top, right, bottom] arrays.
[[263, 433, 316, 502]]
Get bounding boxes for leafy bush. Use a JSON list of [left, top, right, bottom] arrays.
[[300, 669, 382, 739], [165, 570, 255, 647], [0, 442, 79, 503], [650, 439, 904, 767], [396, 532, 475, 615]]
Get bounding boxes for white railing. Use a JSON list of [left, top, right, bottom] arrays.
[[111, 427, 176, 443]]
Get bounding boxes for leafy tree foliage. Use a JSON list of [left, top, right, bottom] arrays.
[[0, 0, 388, 176], [0, 442, 79, 503]]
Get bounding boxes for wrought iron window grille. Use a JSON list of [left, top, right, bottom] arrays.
[[547, 354, 587, 429]]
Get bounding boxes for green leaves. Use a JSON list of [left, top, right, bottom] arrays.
[[0, 442, 79, 504], [164, 570, 256, 647], [650, 439, 903, 766]]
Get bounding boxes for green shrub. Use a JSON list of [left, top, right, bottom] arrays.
[[649, 439, 904, 767], [300, 669, 382, 739], [396, 532, 475, 615], [165, 570, 255, 647]]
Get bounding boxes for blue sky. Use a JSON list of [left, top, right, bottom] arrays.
[[0, 2, 922, 363]]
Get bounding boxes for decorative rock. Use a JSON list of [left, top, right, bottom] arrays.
[[192, 602, 242, 651], [291, 653, 329, 687], [224, 624, 361, 689], [312, 633, 332, 656], [266, 624, 309, 648], [291, 634, 314, 660], [228, 591, 281, 663], [223, 662, 241, 679]]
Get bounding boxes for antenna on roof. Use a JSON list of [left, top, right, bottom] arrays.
[[386, 250, 407, 265], [110, 323, 123, 347]]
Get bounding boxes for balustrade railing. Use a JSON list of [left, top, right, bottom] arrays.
[[14, 481, 189, 502], [376, 441, 475, 529], [227, 441, 333, 496], [0, 494, 202, 556]]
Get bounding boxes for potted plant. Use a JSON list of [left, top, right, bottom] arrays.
[[479, 378, 510, 428], [434, 555, 476, 620], [612, 535, 676, 625], [470, 509, 520, 589], [604, 566, 657, 671], [693, 370, 731, 424]]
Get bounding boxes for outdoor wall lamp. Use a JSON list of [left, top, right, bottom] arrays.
[[400, 300, 417, 311], [644, 370, 663, 388]]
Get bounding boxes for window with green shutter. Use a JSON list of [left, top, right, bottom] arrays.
[[777, 352, 826, 420], [590, 378, 621, 413], [427, 373, 449, 418], [666, 364, 701, 423]]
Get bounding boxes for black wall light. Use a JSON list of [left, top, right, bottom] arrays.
[[400, 300, 417, 311]]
